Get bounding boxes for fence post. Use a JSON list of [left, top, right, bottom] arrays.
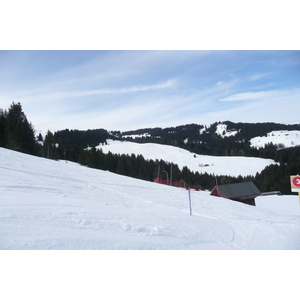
[[188, 187, 192, 216]]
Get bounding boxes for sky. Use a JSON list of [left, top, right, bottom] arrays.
[[0, 50, 299, 134]]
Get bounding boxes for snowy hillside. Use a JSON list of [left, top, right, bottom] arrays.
[[1, 147, 299, 250], [214, 123, 239, 138], [97, 140, 275, 177], [250, 130, 300, 149], [213, 124, 300, 147], [121, 122, 300, 150]]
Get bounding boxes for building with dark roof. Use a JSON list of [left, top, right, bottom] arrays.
[[210, 181, 261, 206]]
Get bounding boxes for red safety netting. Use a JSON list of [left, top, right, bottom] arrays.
[[153, 178, 204, 191]]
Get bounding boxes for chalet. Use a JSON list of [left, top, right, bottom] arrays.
[[210, 181, 261, 206]]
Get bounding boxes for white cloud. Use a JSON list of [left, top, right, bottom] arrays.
[[218, 91, 274, 102], [208, 88, 300, 124], [74, 79, 177, 96], [249, 73, 270, 81], [165, 88, 300, 128], [13, 79, 177, 102]]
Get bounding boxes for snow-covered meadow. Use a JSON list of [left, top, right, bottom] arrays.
[[98, 139, 275, 177], [1, 147, 299, 250], [250, 130, 300, 148]]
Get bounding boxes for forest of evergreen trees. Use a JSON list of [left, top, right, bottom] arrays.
[[1, 102, 300, 195]]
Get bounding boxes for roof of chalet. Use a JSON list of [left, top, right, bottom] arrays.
[[211, 181, 261, 199]]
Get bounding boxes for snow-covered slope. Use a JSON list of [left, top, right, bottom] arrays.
[[250, 130, 300, 149], [98, 140, 275, 177], [215, 123, 239, 138], [1, 147, 299, 250]]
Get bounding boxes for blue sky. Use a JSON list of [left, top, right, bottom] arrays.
[[0, 50, 299, 134]]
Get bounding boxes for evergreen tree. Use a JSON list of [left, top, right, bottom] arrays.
[[86, 147, 97, 168], [43, 130, 58, 159], [116, 155, 126, 175], [37, 133, 43, 143], [78, 148, 87, 166], [0, 109, 7, 147], [5, 102, 38, 155]]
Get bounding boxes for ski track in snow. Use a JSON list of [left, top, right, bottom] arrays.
[[1, 147, 300, 250]]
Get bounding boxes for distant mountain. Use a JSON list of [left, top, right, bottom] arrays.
[[53, 121, 300, 156], [119, 121, 299, 142], [115, 121, 300, 156]]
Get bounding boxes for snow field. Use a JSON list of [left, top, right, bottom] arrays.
[[250, 130, 300, 148], [215, 123, 239, 137], [98, 139, 275, 177], [1, 147, 299, 250]]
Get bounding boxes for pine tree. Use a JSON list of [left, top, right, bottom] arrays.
[[78, 148, 87, 166], [43, 130, 57, 159], [5, 102, 38, 155], [0, 109, 7, 147], [86, 147, 98, 168], [37, 133, 43, 143]]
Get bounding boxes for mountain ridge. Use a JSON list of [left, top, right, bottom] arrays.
[[53, 121, 300, 159], [54, 121, 300, 149]]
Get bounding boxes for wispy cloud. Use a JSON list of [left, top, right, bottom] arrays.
[[249, 73, 270, 81], [27, 79, 177, 101], [218, 91, 275, 102], [70, 79, 177, 97], [176, 88, 300, 126]]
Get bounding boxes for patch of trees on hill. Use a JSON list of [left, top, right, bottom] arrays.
[[54, 129, 110, 148]]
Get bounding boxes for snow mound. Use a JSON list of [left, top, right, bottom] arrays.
[[1, 147, 299, 250]]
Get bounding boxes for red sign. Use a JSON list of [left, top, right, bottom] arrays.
[[291, 175, 300, 192], [292, 176, 300, 187]]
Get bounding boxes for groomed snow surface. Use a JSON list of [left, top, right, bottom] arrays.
[[1, 147, 299, 250]]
